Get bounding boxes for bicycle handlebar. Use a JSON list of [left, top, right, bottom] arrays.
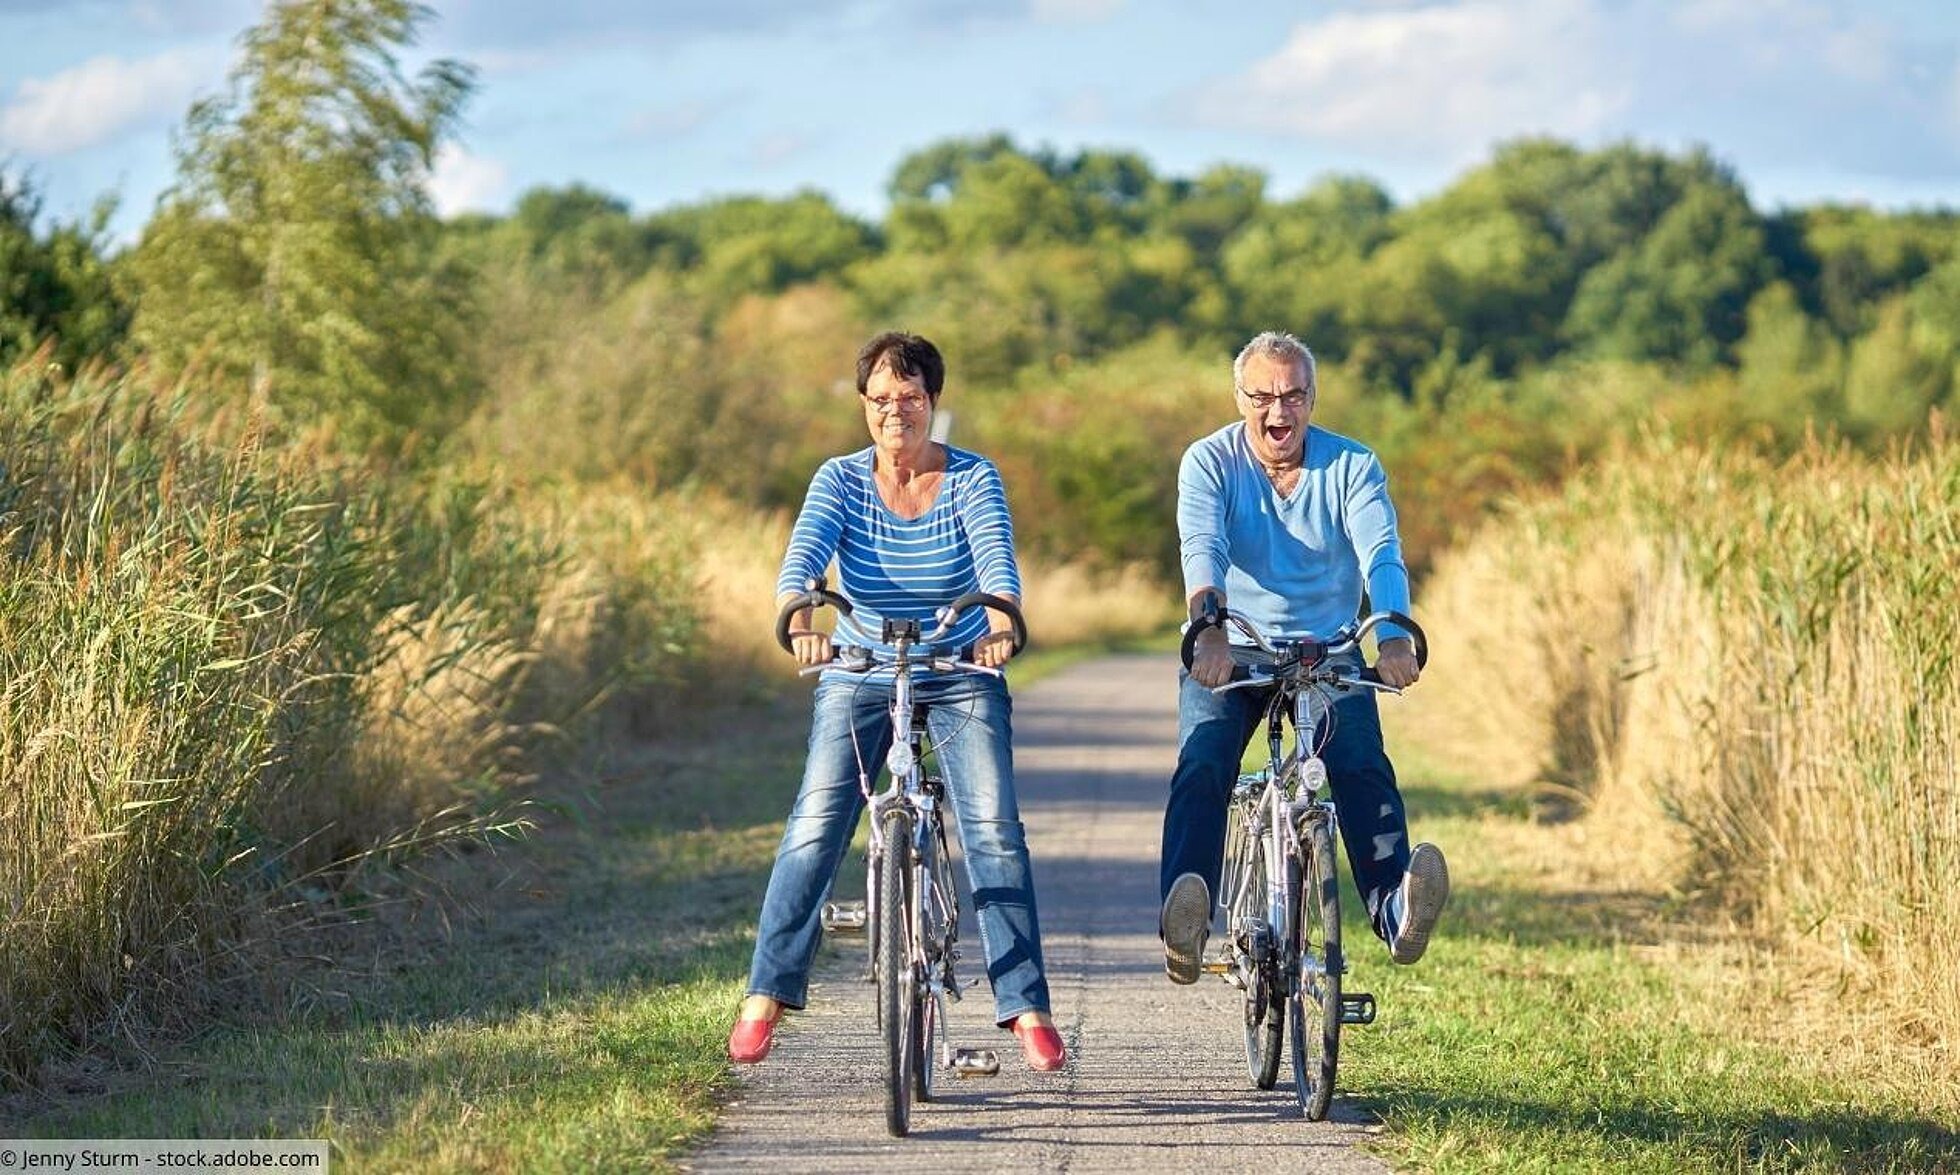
[[1179, 607, 1429, 686], [775, 579, 856, 653], [773, 578, 1029, 659]]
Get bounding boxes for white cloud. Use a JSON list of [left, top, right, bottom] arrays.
[[0, 47, 218, 155], [428, 144, 510, 215], [1031, 0, 1124, 22], [126, 0, 257, 36], [1184, 0, 1958, 186], [626, 98, 726, 141], [749, 132, 810, 167], [1949, 61, 1960, 148], [1192, 0, 1628, 164]]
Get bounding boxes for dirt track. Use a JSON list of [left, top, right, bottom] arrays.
[[686, 652, 1392, 1174]]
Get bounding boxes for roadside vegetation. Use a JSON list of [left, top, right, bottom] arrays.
[[1391, 425, 1960, 1063], [3, 0, 1958, 1167]]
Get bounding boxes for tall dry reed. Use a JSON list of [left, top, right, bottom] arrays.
[[1394, 424, 1960, 1046], [0, 366, 702, 1082]]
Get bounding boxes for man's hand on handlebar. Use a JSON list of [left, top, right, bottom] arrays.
[[1375, 637, 1421, 689], [1191, 624, 1236, 688]]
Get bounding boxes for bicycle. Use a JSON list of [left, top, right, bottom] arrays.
[[1179, 606, 1429, 1120], [774, 579, 1029, 1138]]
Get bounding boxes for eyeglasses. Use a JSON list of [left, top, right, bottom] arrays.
[[864, 393, 931, 415], [1236, 386, 1312, 411]]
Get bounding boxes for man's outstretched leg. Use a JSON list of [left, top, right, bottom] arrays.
[[1160, 673, 1261, 983]]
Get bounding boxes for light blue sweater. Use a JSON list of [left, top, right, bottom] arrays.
[[1177, 422, 1412, 645]]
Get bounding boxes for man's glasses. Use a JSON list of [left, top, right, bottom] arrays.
[[864, 393, 931, 415], [1236, 386, 1311, 411]]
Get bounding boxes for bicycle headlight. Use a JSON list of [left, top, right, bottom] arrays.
[[887, 742, 916, 778]]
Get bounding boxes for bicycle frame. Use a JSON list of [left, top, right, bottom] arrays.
[[860, 622, 964, 1084], [1186, 606, 1428, 1119], [776, 581, 1028, 1136]]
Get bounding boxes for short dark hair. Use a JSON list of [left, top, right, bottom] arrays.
[[856, 331, 945, 400]]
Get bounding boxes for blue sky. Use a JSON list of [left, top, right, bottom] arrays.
[[3, 0, 1956, 243]]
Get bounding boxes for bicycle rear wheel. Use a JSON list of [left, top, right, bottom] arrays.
[[875, 809, 915, 1137], [1235, 808, 1287, 1090], [1290, 813, 1342, 1120]]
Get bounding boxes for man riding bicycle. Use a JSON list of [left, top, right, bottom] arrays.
[[1161, 330, 1450, 985]]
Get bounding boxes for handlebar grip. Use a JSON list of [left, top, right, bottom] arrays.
[[1178, 606, 1226, 671], [1365, 610, 1429, 670], [774, 580, 855, 654], [942, 591, 1028, 655]]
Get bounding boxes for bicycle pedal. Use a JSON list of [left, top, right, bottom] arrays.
[[951, 1048, 1000, 1077], [819, 900, 867, 934], [1340, 992, 1377, 1025], [1200, 960, 1231, 975]]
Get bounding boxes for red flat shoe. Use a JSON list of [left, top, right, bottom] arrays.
[[1012, 1021, 1066, 1072], [727, 1010, 781, 1064]]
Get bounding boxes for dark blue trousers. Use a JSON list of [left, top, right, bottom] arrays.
[[1160, 670, 1411, 942]]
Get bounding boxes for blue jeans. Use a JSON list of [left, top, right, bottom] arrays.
[[746, 671, 1051, 1026], [1161, 669, 1411, 944]]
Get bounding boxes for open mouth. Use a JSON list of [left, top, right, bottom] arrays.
[[1266, 424, 1295, 446]]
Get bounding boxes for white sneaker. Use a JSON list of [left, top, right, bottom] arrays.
[[1161, 872, 1211, 985], [1389, 843, 1450, 965]]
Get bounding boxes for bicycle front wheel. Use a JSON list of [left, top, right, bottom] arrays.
[[1290, 813, 1343, 1120], [911, 826, 951, 1104], [875, 809, 915, 1137], [1235, 809, 1287, 1090]]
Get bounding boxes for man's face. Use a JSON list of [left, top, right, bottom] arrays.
[[1236, 352, 1314, 466]]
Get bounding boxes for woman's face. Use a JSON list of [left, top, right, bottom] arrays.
[[861, 362, 935, 460]]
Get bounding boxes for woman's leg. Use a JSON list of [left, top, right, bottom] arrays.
[[744, 676, 891, 1009], [924, 673, 1050, 1027]]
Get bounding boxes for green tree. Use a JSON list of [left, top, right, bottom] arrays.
[[1563, 172, 1770, 367], [1219, 175, 1393, 353], [643, 191, 876, 304], [1735, 281, 1842, 424], [0, 172, 129, 370], [129, 0, 476, 453]]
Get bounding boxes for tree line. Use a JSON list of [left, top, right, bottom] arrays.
[[4, 0, 1956, 571]]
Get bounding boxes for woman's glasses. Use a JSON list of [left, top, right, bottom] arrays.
[[864, 393, 931, 415]]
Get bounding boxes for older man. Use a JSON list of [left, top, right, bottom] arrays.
[[1160, 330, 1448, 985]]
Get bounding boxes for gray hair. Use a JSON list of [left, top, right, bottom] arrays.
[[1232, 330, 1317, 394]]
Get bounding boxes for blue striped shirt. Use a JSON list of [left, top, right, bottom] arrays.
[[777, 445, 1023, 660]]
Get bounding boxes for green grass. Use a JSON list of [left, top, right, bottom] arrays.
[[11, 645, 1955, 1172], [0, 691, 813, 1171], [1343, 746, 1960, 1173]]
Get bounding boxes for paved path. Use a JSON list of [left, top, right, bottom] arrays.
[[687, 653, 1391, 1174]]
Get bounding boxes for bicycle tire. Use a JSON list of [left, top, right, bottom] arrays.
[[1238, 807, 1286, 1090], [876, 809, 915, 1136], [911, 825, 947, 1104], [1290, 813, 1342, 1120]]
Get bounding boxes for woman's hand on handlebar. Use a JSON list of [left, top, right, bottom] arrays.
[[789, 629, 834, 667], [779, 598, 835, 666], [971, 629, 1016, 669], [1375, 636, 1421, 688]]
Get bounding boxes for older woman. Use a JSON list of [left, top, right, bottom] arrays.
[[726, 331, 1065, 1072]]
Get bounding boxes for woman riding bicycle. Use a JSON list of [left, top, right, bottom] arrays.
[[726, 331, 1066, 1073]]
